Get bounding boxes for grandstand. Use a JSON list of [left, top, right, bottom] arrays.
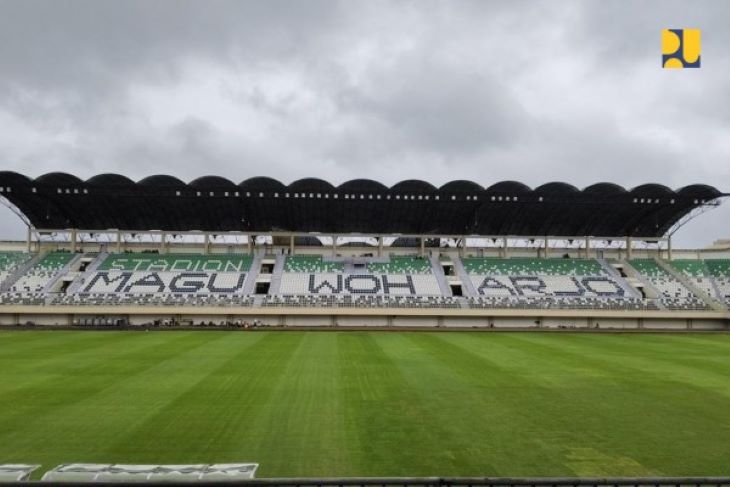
[[0, 171, 725, 330]]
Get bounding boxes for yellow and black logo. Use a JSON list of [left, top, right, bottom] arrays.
[[662, 29, 701, 68]]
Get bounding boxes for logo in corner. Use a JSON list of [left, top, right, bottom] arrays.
[[662, 29, 701, 68]]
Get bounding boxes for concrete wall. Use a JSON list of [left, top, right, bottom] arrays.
[[391, 316, 438, 327], [591, 317, 639, 329], [284, 316, 332, 327], [643, 318, 689, 330], [336, 316, 388, 327], [542, 317, 590, 329], [0, 312, 727, 330]]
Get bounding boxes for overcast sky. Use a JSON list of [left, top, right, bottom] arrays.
[[0, 0, 727, 247]]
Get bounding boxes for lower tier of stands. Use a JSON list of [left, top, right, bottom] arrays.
[[0, 291, 716, 312], [0, 292, 46, 305], [49, 293, 256, 307], [465, 296, 659, 311], [262, 294, 462, 309]]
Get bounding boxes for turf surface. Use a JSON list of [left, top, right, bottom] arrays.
[[1, 330, 729, 478]]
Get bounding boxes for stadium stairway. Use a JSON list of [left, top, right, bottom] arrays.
[[0, 253, 42, 291], [710, 269, 725, 301], [618, 259, 667, 310], [85, 252, 108, 273], [241, 253, 263, 295], [267, 254, 286, 295], [451, 257, 479, 297], [66, 253, 108, 294], [655, 257, 727, 311], [429, 255, 453, 296], [598, 258, 642, 298], [42, 253, 85, 293]]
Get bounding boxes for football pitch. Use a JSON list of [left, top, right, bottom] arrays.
[[1, 330, 730, 479]]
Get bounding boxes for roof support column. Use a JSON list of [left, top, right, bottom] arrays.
[[332, 235, 337, 257], [70, 229, 77, 253], [502, 237, 509, 258], [26, 225, 31, 253], [247, 235, 253, 254], [160, 232, 167, 254], [458, 236, 465, 258], [584, 236, 590, 259], [420, 237, 425, 257], [116, 230, 122, 253], [626, 236, 632, 260], [204, 233, 210, 255], [289, 235, 295, 255], [667, 236, 673, 261], [377, 236, 383, 258]]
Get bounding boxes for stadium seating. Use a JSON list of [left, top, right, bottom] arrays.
[[0, 250, 726, 313], [50, 293, 256, 307], [284, 255, 344, 273], [705, 259, 730, 277], [0, 292, 46, 305], [263, 294, 461, 309], [79, 271, 247, 294], [77, 253, 253, 295], [99, 253, 252, 272], [367, 256, 431, 274], [278, 272, 442, 296], [668, 259, 730, 305], [466, 295, 658, 311], [629, 259, 709, 310], [462, 257, 648, 309], [0, 252, 32, 286], [463, 257, 608, 276], [279, 255, 442, 296], [10, 252, 75, 293]]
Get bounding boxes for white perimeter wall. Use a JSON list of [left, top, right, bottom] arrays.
[[0, 313, 728, 330]]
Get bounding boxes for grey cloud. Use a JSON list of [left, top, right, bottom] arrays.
[[0, 0, 727, 247]]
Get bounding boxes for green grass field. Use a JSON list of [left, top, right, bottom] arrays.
[[1, 330, 730, 478]]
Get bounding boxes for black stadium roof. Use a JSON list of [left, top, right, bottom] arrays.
[[0, 171, 724, 237]]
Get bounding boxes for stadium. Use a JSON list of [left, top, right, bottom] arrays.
[[2, 0, 730, 485], [1, 172, 730, 484]]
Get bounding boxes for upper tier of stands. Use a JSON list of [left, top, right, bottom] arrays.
[[0, 251, 32, 284], [462, 258, 608, 276], [629, 259, 668, 277], [670, 259, 730, 278], [367, 256, 432, 274], [0, 252, 31, 271], [99, 253, 253, 272], [284, 256, 344, 273], [284, 255, 433, 274]]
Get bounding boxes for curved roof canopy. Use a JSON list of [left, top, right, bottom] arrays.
[[0, 172, 723, 237]]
